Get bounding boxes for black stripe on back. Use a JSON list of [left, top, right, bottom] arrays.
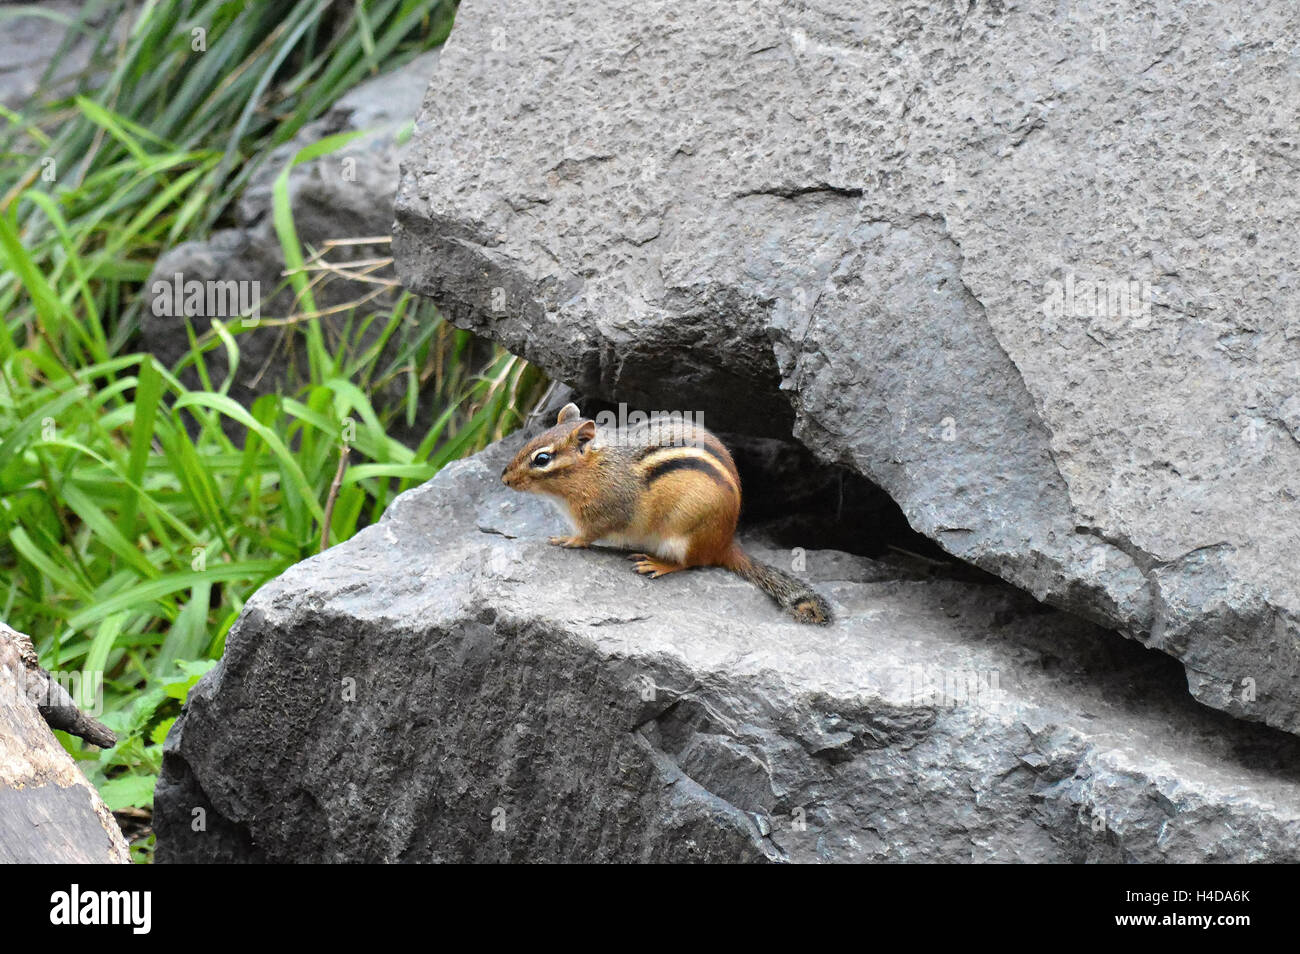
[[699, 434, 735, 471], [643, 455, 734, 492]]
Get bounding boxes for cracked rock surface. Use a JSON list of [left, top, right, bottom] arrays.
[[155, 437, 1300, 862], [392, 0, 1300, 734]]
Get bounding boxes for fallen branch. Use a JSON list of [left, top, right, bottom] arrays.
[[0, 621, 116, 748]]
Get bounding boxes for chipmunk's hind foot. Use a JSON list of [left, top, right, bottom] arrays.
[[628, 553, 684, 578]]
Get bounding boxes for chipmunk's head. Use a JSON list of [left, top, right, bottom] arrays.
[[501, 402, 598, 493]]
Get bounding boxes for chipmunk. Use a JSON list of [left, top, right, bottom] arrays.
[[501, 403, 832, 624]]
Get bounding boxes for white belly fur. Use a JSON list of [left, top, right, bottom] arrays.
[[598, 531, 689, 563], [540, 494, 577, 531], [538, 497, 687, 563]]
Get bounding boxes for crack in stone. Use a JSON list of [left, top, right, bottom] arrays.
[[734, 184, 866, 201], [631, 725, 787, 862]]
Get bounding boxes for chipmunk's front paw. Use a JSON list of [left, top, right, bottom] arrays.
[[549, 535, 589, 548]]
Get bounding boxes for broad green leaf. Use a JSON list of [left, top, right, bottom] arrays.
[[99, 774, 156, 812]]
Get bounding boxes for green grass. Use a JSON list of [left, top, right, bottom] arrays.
[[0, 0, 546, 861], [0, 0, 459, 349]]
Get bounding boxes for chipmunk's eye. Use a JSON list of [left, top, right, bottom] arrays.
[[530, 452, 552, 468]]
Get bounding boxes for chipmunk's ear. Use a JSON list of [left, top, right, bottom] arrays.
[[574, 419, 596, 450], [556, 402, 581, 424]]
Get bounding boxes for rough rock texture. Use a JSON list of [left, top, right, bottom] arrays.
[[0, 626, 128, 864], [392, 0, 1300, 735], [142, 50, 457, 429], [155, 437, 1300, 862]]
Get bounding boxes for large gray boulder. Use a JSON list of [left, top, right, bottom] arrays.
[[392, 0, 1300, 734], [154, 436, 1300, 862]]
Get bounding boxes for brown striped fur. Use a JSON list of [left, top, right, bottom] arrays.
[[502, 403, 832, 624]]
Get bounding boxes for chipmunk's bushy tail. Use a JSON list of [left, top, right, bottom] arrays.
[[724, 545, 832, 625]]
